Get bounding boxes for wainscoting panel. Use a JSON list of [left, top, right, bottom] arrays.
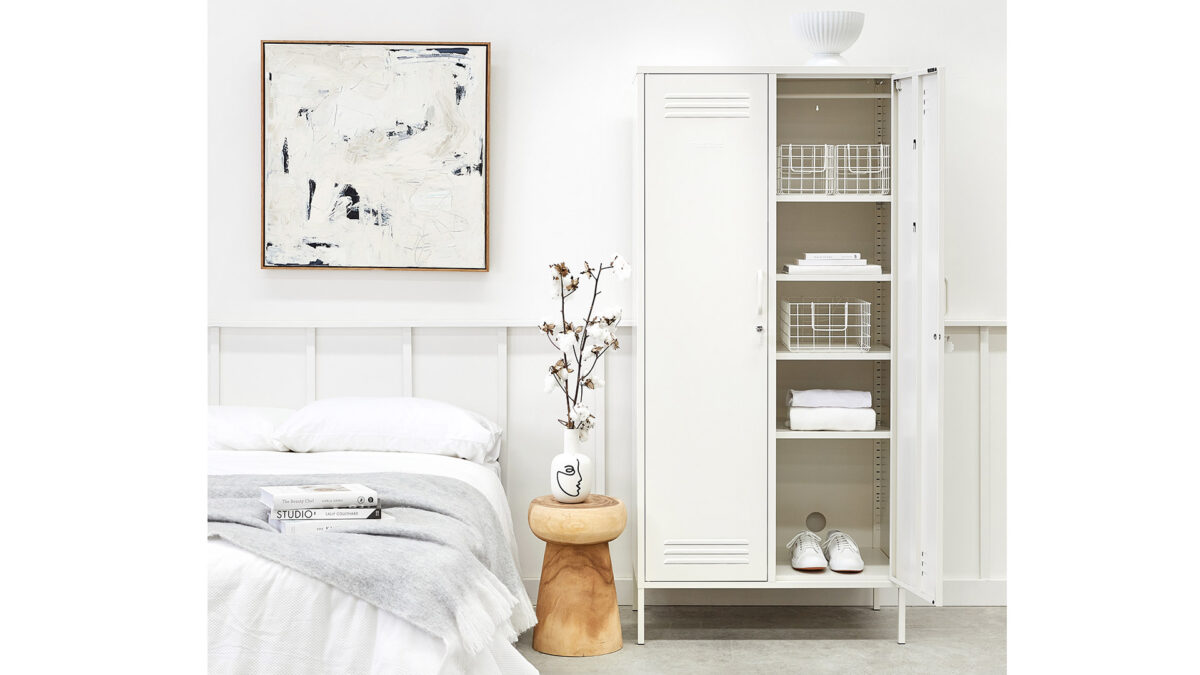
[[217, 328, 308, 410], [411, 327, 503, 423], [208, 322, 1002, 605], [314, 327, 408, 400]]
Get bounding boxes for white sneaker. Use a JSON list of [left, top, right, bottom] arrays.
[[786, 531, 827, 571], [823, 530, 865, 573]]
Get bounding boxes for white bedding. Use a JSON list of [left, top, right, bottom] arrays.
[[208, 451, 536, 675]]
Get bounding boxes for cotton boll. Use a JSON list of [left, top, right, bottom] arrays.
[[569, 403, 592, 426], [589, 324, 612, 344], [579, 351, 597, 370], [599, 306, 623, 325], [544, 373, 562, 393], [611, 254, 631, 280], [551, 331, 577, 355]]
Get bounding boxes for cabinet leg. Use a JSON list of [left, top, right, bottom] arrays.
[[897, 587, 906, 645], [636, 587, 645, 645], [872, 588, 881, 611]]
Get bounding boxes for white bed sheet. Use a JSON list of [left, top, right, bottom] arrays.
[[208, 451, 536, 675]]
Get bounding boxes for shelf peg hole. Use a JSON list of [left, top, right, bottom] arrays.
[[805, 511, 827, 532]]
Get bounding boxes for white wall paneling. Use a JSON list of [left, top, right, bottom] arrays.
[[208, 327, 221, 405], [207, 322, 1002, 605], [304, 328, 317, 404], [978, 326, 992, 580], [314, 328, 408, 399], [495, 327, 509, 493], [401, 328, 413, 397], [216, 328, 309, 410], [943, 324, 1006, 602]]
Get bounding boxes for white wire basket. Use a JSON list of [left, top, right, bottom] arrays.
[[777, 144, 890, 195], [777, 144, 833, 194], [779, 298, 872, 352], [836, 144, 890, 195]]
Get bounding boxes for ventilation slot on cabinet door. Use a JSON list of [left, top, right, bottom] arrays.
[[663, 93, 751, 118], [663, 539, 751, 564]]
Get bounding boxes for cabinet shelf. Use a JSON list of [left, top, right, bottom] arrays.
[[775, 346, 891, 360], [773, 546, 892, 588], [776, 426, 891, 439], [776, 273, 891, 282], [776, 194, 892, 203], [777, 93, 891, 100]]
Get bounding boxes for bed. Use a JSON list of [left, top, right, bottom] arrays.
[[208, 449, 538, 675]]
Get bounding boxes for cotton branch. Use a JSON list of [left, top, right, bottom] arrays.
[[542, 256, 628, 435]]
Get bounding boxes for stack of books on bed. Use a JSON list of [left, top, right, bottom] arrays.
[[260, 483, 393, 534], [784, 253, 882, 275]]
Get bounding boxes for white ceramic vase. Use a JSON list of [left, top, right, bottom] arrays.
[[791, 11, 865, 65], [549, 428, 593, 503]]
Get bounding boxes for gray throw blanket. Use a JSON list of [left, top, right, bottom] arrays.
[[208, 472, 536, 655]]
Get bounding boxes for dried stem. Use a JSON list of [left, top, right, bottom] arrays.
[[558, 274, 572, 426], [574, 263, 606, 402]]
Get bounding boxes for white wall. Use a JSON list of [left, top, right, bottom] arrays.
[[209, 0, 1005, 324], [208, 0, 1006, 605]]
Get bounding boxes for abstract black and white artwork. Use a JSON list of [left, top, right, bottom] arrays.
[[261, 42, 489, 270]]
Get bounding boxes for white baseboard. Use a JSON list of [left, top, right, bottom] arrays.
[[523, 577, 1005, 607]]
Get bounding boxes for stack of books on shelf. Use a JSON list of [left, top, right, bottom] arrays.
[[784, 253, 882, 275], [260, 483, 393, 534]]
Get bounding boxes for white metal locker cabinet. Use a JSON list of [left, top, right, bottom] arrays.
[[635, 66, 944, 644], [642, 73, 770, 582], [891, 68, 944, 606]]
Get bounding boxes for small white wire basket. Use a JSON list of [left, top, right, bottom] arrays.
[[778, 144, 890, 195], [778, 144, 833, 194], [836, 144, 890, 195], [779, 298, 872, 352]]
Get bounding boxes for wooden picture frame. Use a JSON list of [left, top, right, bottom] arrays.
[[261, 41, 490, 271]]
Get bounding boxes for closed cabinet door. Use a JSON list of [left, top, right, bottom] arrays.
[[643, 73, 769, 582]]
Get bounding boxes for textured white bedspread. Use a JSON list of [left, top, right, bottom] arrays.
[[208, 451, 536, 675]]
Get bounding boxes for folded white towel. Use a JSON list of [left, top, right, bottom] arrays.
[[788, 389, 872, 409], [792, 258, 867, 266], [784, 264, 882, 275], [788, 407, 877, 432]]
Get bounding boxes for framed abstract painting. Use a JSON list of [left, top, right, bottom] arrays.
[[261, 41, 489, 270]]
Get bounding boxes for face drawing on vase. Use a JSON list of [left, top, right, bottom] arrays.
[[556, 459, 582, 498]]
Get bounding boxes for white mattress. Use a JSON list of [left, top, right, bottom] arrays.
[[208, 451, 536, 675]]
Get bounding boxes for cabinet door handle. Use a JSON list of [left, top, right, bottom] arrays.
[[756, 269, 765, 316]]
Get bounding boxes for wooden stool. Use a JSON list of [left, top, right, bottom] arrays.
[[528, 495, 627, 656]]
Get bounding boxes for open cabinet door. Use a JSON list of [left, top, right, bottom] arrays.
[[891, 68, 944, 605]]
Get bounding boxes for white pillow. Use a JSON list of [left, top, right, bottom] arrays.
[[274, 397, 503, 463], [208, 405, 295, 451]]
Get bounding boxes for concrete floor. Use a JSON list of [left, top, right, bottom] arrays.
[[515, 605, 1006, 674]]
